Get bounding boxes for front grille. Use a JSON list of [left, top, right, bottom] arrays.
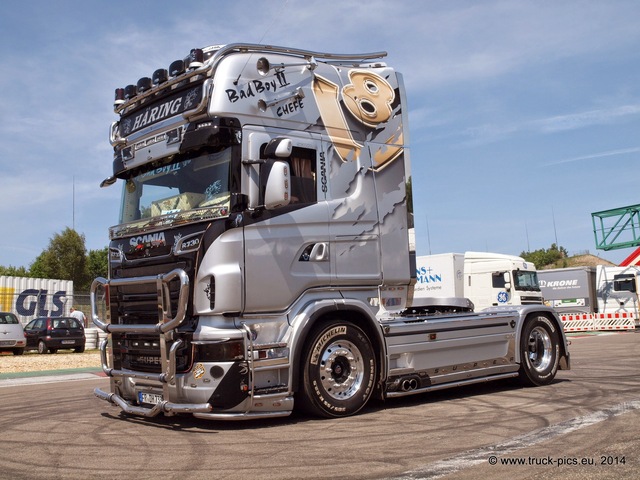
[[110, 262, 189, 325], [521, 296, 543, 304], [107, 262, 193, 374], [112, 333, 192, 373]]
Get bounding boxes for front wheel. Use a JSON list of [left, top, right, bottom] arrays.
[[518, 315, 560, 386], [299, 320, 377, 418]]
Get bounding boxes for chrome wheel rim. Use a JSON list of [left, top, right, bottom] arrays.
[[318, 340, 364, 401], [527, 326, 552, 372]]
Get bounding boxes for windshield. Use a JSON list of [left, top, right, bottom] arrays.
[[514, 270, 540, 291], [118, 147, 231, 228]]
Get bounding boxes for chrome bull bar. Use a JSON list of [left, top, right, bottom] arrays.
[[97, 337, 182, 384], [94, 387, 212, 417], [90, 268, 190, 334], [90, 268, 213, 417]]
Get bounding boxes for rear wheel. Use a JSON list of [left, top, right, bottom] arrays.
[[299, 320, 377, 418], [13, 348, 24, 356], [37, 340, 49, 355], [74, 345, 85, 353], [518, 315, 560, 386]]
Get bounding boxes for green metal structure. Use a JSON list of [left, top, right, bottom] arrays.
[[592, 203, 640, 251]]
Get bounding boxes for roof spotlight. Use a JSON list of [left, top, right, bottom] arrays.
[[169, 59, 185, 77], [152, 68, 169, 85], [124, 84, 137, 100], [188, 48, 204, 69], [137, 77, 152, 93]]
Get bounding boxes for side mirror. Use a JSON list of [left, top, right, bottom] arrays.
[[503, 272, 511, 291], [263, 137, 293, 158], [264, 161, 291, 210]]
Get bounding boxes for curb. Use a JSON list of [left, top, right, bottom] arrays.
[[0, 367, 103, 381]]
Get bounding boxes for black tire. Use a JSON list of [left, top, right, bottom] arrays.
[[298, 320, 377, 418], [74, 345, 85, 353], [37, 340, 49, 355], [518, 315, 560, 386], [13, 348, 24, 356]]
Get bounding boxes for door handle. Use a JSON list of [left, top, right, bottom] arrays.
[[309, 242, 329, 261], [299, 242, 329, 262]]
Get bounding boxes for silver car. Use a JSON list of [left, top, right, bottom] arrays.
[[0, 312, 26, 355]]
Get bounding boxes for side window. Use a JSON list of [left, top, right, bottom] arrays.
[[492, 272, 507, 288], [289, 148, 316, 204], [613, 274, 636, 293], [260, 144, 317, 205]]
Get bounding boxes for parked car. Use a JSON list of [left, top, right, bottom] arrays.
[[23, 317, 86, 354], [0, 311, 26, 355]]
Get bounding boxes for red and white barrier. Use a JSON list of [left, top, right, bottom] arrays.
[[560, 312, 636, 332]]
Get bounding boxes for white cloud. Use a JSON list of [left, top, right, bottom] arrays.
[[543, 147, 640, 167], [535, 105, 640, 133]]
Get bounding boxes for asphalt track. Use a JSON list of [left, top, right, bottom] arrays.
[[0, 331, 638, 479]]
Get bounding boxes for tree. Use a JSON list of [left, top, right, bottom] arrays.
[[29, 228, 88, 286], [86, 247, 109, 285], [0, 265, 29, 277], [521, 243, 569, 269]]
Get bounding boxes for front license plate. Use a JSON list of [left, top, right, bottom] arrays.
[[61, 340, 75, 345], [138, 392, 163, 405]]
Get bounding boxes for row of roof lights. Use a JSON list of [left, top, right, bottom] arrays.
[[114, 48, 205, 106]]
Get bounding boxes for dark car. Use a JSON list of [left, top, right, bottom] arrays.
[[0, 312, 26, 355], [23, 317, 86, 354]]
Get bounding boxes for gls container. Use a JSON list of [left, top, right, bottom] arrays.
[[0, 276, 74, 324]]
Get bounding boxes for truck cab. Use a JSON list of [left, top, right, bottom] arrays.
[[413, 252, 543, 312], [596, 265, 640, 319], [464, 252, 542, 310]]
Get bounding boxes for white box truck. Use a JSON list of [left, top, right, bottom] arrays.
[[414, 252, 543, 312]]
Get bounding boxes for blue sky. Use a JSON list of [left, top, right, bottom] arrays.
[[1, 0, 639, 269]]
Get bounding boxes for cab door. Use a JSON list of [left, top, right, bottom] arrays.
[[242, 128, 331, 313]]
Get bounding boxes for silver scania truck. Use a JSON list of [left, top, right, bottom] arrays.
[[92, 43, 569, 420]]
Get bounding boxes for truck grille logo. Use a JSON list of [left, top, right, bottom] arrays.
[[129, 232, 167, 250], [136, 356, 162, 365]]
